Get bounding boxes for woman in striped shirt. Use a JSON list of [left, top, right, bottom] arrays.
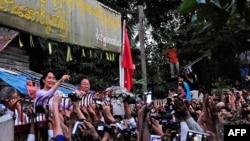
[[34, 70, 70, 112]]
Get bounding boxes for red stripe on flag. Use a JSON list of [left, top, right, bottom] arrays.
[[122, 26, 134, 91]]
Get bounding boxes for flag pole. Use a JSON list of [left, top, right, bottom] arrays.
[[119, 20, 125, 87]]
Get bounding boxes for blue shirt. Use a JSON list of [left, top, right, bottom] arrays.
[[183, 81, 192, 100]]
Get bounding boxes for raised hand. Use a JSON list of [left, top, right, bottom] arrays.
[[87, 105, 98, 122], [84, 121, 100, 139], [173, 98, 191, 120], [149, 117, 164, 136], [25, 106, 35, 119], [80, 105, 88, 115], [137, 102, 154, 141], [101, 102, 115, 123], [61, 75, 70, 81], [6, 98, 20, 111], [53, 92, 63, 104]]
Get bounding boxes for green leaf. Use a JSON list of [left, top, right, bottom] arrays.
[[179, 0, 198, 15]]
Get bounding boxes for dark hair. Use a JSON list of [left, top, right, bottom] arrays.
[[78, 76, 91, 85], [178, 75, 185, 79], [169, 87, 177, 93], [220, 106, 231, 112], [178, 82, 185, 88], [40, 69, 57, 89]]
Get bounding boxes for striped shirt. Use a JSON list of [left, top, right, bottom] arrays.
[[79, 92, 95, 106], [35, 89, 71, 111]]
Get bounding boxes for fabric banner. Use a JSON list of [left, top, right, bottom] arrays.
[[122, 25, 134, 91], [0, 0, 122, 53]]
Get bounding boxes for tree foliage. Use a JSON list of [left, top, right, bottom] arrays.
[[25, 0, 250, 96]]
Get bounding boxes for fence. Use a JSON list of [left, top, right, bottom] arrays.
[[14, 121, 48, 141]]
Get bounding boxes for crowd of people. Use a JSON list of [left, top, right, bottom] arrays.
[[0, 68, 250, 141]]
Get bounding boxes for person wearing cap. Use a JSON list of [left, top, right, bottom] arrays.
[[164, 43, 180, 78]]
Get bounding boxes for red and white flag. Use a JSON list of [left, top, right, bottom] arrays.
[[122, 25, 134, 91]]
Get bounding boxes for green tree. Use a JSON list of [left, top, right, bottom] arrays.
[[26, 0, 250, 95]]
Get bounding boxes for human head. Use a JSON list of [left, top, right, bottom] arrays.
[[168, 87, 176, 94], [235, 80, 241, 86], [219, 106, 232, 119], [191, 98, 198, 104], [26, 80, 33, 86], [78, 77, 91, 93], [93, 91, 101, 100], [40, 69, 57, 89], [0, 86, 18, 100], [178, 75, 185, 82], [242, 103, 250, 111], [241, 104, 250, 118], [135, 97, 143, 110], [191, 98, 198, 108], [216, 101, 225, 112], [178, 83, 185, 91], [220, 106, 230, 113], [0, 86, 19, 109]]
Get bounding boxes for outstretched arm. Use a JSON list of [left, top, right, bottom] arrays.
[[53, 92, 64, 136], [51, 75, 70, 92]]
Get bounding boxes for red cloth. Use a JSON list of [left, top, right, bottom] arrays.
[[164, 47, 179, 63], [122, 26, 134, 91]]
